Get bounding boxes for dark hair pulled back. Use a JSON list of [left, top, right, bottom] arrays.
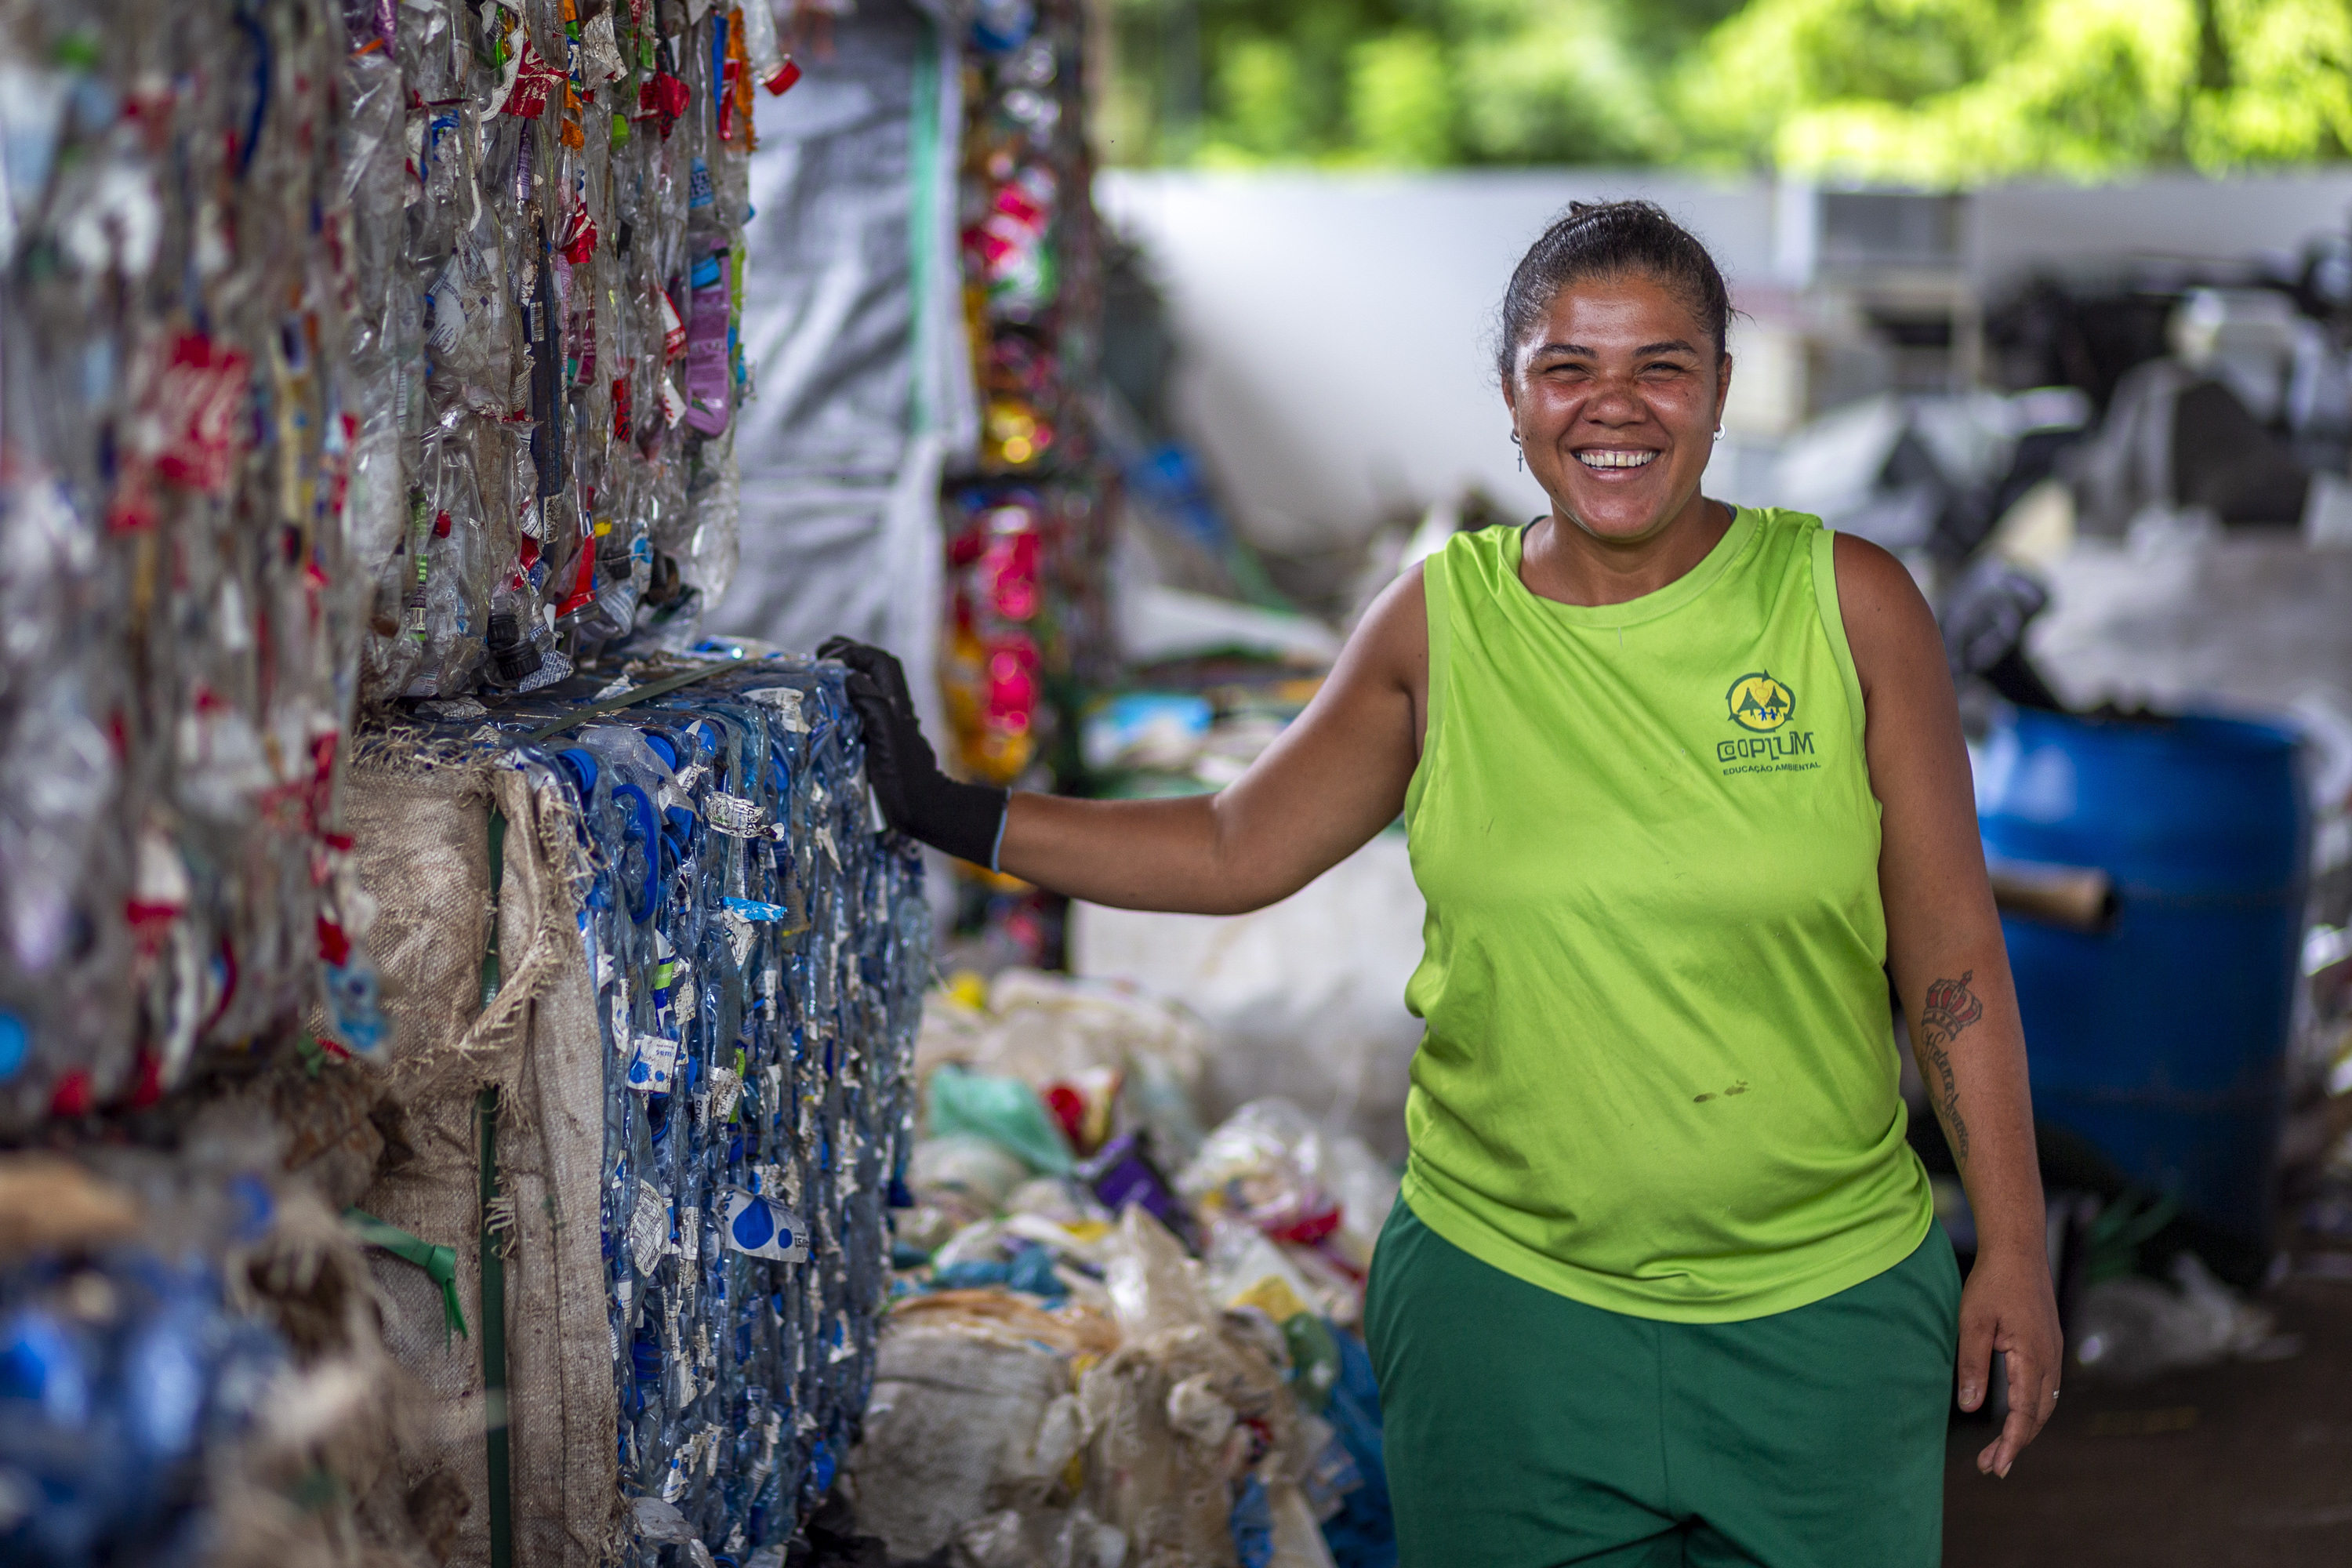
[[1496, 199, 1732, 383]]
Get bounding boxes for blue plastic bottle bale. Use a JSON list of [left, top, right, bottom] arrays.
[[1976, 707, 2309, 1243]]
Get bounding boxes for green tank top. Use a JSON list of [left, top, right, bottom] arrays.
[[1400, 506, 1934, 1323]]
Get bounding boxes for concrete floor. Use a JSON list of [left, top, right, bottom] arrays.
[[1944, 1277, 2352, 1566]]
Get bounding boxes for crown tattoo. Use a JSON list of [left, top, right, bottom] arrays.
[[1923, 971, 1982, 1030]]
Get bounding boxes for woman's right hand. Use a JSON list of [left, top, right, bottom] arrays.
[[818, 637, 1010, 869]]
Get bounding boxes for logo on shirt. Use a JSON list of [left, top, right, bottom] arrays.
[[1725, 672, 1795, 732], [1719, 670, 1818, 772]]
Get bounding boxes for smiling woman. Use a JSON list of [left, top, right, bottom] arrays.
[[825, 199, 2062, 1568], [1501, 201, 1736, 586]]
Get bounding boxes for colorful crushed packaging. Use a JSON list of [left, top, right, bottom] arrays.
[[939, 0, 1115, 964]]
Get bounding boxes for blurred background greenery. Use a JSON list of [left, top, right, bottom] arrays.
[[1094, 0, 2352, 183]]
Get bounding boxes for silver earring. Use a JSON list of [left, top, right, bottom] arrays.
[[1713, 425, 1724, 441], [1512, 431, 1523, 471]]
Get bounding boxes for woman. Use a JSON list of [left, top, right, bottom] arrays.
[[826, 201, 2060, 1566]]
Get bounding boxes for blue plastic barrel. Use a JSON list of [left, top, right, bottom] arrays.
[[1977, 707, 2308, 1244]]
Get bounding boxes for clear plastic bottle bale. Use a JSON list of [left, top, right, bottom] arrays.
[[347, 0, 755, 709], [0, 0, 377, 1127]]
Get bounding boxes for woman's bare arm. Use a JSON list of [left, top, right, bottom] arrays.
[[996, 568, 1428, 914], [1837, 531, 2062, 1479]]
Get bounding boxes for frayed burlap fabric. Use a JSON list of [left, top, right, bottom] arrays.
[[348, 750, 621, 1567]]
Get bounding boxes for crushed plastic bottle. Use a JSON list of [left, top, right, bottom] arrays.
[[344, 0, 763, 709], [405, 648, 927, 1561], [0, 2, 381, 1127], [0, 1151, 295, 1567]]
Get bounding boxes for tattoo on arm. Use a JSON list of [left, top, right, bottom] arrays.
[[1916, 971, 1984, 1165]]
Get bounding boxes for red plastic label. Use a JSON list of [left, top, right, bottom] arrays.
[[501, 38, 567, 118], [151, 333, 252, 495], [559, 205, 599, 263]]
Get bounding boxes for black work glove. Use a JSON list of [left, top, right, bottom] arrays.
[[818, 637, 1009, 869]]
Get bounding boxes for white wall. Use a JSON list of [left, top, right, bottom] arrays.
[[1969, 173, 2352, 292], [1096, 170, 1775, 553], [1098, 169, 2352, 554]]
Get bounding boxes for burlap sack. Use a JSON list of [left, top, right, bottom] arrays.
[[347, 750, 620, 1567]]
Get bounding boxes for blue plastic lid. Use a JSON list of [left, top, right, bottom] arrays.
[[555, 747, 599, 800], [228, 1172, 275, 1243], [643, 734, 679, 771]]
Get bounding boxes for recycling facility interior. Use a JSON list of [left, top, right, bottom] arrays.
[[3, 2, 2352, 1567]]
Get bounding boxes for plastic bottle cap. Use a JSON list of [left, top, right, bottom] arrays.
[[643, 734, 679, 771], [557, 748, 601, 800]]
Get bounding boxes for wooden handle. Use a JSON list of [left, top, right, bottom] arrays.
[[1987, 858, 2117, 932]]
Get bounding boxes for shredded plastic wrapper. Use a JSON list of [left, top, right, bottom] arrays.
[[398, 651, 928, 1562]]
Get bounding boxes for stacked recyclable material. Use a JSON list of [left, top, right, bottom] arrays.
[[5, 1, 931, 1560], [941, 0, 1116, 965], [361, 651, 927, 1564], [341, 0, 789, 710], [849, 971, 1399, 1568], [0, 1153, 291, 1565], [0, 1144, 413, 1567], [0, 0, 378, 1129]]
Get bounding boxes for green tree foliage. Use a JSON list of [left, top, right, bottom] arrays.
[[1104, 0, 2352, 183], [1350, 31, 1459, 165], [1105, 0, 1736, 166], [1685, 0, 2352, 181]]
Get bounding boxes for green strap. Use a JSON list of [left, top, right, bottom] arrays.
[[479, 808, 507, 1010], [345, 1208, 470, 1345], [519, 659, 741, 743], [479, 1086, 513, 1568]]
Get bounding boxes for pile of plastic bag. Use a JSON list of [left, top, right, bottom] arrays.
[[851, 971, 1399, 1568]]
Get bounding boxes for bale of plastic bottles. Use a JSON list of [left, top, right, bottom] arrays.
[[0, 0, 377, 1129], [343, 0, 782, 710], [344, 650, 927, 1566], [0, 0, 785, 1118]]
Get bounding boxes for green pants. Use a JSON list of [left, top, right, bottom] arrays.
[[1364, 1202, 1960, 1567]]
